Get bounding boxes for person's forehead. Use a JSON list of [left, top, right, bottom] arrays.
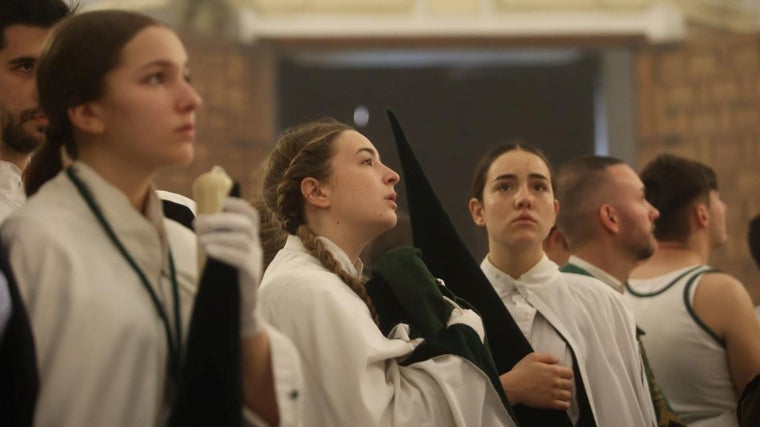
[[488, 150, 550, 178], [1, 25, 50, 52]]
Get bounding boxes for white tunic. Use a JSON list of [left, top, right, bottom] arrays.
[[482, 254, 656, 427], [0, 160, 25, 223], [1, 162, 302, 427], [258, 235, 516, 427], [626, 266, 738, 427]]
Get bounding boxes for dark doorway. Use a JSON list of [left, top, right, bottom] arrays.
[[277, 49, 598, 259]]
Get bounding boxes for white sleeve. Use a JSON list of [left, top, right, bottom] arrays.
[[242, 324, 304, 427], [260, 270, 515, 427]]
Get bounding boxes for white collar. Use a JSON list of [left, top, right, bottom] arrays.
[[285, 234, 364, 278], [481, 253, 559, 296], [567, 255, 624, 293]]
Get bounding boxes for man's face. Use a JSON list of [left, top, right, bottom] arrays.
[[607, 164, 660, 261], [0, 25, 50, 155]]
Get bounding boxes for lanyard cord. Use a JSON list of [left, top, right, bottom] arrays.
[[66, 167, 183, 383]]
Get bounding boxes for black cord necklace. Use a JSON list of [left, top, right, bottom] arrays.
[[66, 166, 183, 383]]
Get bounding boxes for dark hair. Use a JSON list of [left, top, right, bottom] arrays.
[[26, 10, 161, 196], [258, 118, 379, 323], [640, 154, 718, 242], [554, 155, 624, 247], [470, 141, 553, 201], [749, 214, 760, 268], [0, 0, 72, 50]]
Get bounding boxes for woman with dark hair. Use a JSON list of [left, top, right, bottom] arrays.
[[1, 10, 301, 427], [468, 143, 656, 427], [255, 118, 516, 427]]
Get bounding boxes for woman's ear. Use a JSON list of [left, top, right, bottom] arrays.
[[68, 102, 105, 135], [301, 177, 330, 209], [469, 197, 486, 227]]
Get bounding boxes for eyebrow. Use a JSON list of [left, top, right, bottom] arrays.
[[8, 56, 36, 66], [492, 173, 549, 182], [355, 147, 377, 157], [138, 59, 187, 71]]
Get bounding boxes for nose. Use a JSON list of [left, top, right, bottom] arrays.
[[177, 81, 203, 112], [514, 185, 532, 209], [385, 165, 400, 185], [648, 201, 660, 220]]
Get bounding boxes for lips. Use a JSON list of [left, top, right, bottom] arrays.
[[385, 193, 398, 208], [512, 213, 536, 224], [176, 123, 195, 139]]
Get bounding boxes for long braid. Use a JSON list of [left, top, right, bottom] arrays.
[[296, 225, 379, 325], [259, 118, 380, 325]]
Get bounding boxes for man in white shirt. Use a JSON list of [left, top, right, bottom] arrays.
[[0, 0, 70, 221], [553, 155, 684, 427]]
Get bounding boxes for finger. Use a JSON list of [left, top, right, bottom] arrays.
[[553, 366, 574, 379], [203, 244, 251, 267], [533, 352, 560, 364], [198, 233, 254, 252], [194, 213, 255, 235], [554, 377, 573, 391], [550, 399, 571, 410], [553, 388, 572, 401], [222, 198, 259, 223]]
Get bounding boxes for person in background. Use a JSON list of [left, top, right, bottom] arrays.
[[2, 10, 302, 427], [0, 0, 70, 221], [468, 142, 656, 427], [553, 154, 684, 427], [628, 154, 760, 427], [256, 118, 516, 427]]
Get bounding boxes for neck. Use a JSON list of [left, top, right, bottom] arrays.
[[630, 238, 706, 279], [0, 144, 29, 172], [77, 149, 153, 213], [573, 241, 636, 284], [488, 239, 543, 279], [306, 215, 369, 265]]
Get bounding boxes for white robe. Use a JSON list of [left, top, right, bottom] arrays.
[[482, 254, 656, 427], [1, 162, 302, 427], [258, 235, 515, 427], [0, 160, 25, 223]]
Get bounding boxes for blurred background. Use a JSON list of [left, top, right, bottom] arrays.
[[76, 0, 760, 302]]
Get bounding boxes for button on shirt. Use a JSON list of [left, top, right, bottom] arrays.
[[0, 161, 26, 223], [482, 255, 580, 425]]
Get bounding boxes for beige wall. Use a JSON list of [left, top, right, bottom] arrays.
[[636, 33, 760, 302], [154, 34, 276, 201]]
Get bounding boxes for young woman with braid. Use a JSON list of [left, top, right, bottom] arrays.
[[256, 118, 516, 427]]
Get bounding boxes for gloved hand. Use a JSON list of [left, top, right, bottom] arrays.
[[194, 197, 263, 337]]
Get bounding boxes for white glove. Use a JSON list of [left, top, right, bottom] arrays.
[[194, 197, 263, 337]]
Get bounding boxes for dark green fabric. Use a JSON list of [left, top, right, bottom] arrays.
[[369, 246, 451, 338], [559, 263, 589, 276], [402, 323, 512, 414], [366, 246, 515, 420]]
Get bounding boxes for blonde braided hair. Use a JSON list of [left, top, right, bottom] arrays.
[[259, 118, 379, 324]]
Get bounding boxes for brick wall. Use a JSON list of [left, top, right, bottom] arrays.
[[636, 34, 760, 302], [153, 34, 276, 201]]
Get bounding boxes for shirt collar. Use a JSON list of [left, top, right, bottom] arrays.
[[567, 255, 624, 293], [285, 234, 363, 278], [481, 253, 559, 296], [0, 160, 26, 206]]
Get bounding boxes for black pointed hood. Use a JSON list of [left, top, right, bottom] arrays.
[[388, 110, 576, 427]]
